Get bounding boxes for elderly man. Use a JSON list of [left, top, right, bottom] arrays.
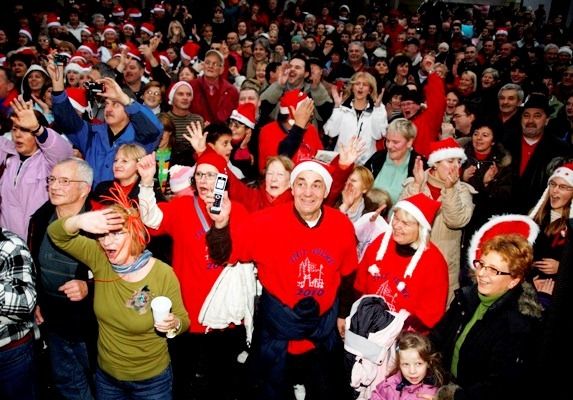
[[49, 59, 162, 186], [0, 228, 37, 400], [189, 49, 239, 125], [0, 97, 73, 239], [505, 93, 572, 213], [29, 158, 97, 400], [211, 160, 358, 400]]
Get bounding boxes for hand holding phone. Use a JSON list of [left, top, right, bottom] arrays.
[[210, 173, 228, 214]]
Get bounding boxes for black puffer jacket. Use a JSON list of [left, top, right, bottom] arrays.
[[429, 282, 543, 400]]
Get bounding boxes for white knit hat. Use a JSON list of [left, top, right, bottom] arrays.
[[529, 162, 573, 219], [167, 81, 193, 105]]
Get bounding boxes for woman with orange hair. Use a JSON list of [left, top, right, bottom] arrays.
[[47, 185, 189, 400]]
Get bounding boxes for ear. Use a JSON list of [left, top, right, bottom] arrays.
[[507, 277, 521, 290]]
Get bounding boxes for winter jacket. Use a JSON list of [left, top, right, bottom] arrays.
[[324, 96, 388, 165], [429, 283, 543, 400], [371, 371, 439, 400], [51, 91, 163, 187], [401, 172, 476, 304], [0, 128, 73, 239], [189, 76, 239, 125]]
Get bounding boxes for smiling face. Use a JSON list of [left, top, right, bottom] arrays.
[[292, 170, 327, 221], [208, 134, 233, 161], [385, 130, 413, 163], [472, 126, 495, 153], [265, 160, 290, 198], [398, 348, 429, 385], [113, 149, 139, 184], [498, 89, 520, 115], [521, 107, 547, 140], [476, 251, 519, 297], [391, 208, 419, 245], [48, 162, 89, 208], [27, 70, 46, 91], [287, 58, 307, 87]]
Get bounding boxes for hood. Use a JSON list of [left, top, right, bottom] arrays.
[[20, 64, 50, 94]]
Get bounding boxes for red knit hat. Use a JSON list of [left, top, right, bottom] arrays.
[[66, 87, 89, 113], [279, 89, 308, 115], [167, 81, 193, 105], [230, 103, 256, 129], [529, 162, 573, 219], [371, 193, 441, 281], [180, 41, 200, 61], [427, 137, 467, 167], [468, 214, 539, 265], [196, 148, 228, 173]]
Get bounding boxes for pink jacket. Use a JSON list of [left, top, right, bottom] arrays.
[[371, 371, 438, 400]]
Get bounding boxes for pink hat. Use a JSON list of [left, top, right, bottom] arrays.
[[167, 81, 193, 105], [427, 137, 467, 167], [468, 214, 539, 264], [290, 160, 333, 195], [169, 164, 194, 193], [66, 87, 89, 113], [112, 5, 125, 17], [230, 103, 256, 129], [529, 162, 573, 219], [370, 193, 441, 281], [19, 28, 33, 41], [197, 148, 228, 173], [279, 89, 309, 115], [140, 22, 155, 36], [180, 41, 200, 61]]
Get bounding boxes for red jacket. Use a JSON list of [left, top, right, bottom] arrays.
[[189, 76, 239, 125]]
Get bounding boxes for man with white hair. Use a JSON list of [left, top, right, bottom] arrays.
[[211, 159, 358, 400]]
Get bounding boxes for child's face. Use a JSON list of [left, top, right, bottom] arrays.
[[398, 348, 429, 385], [209, 134, 233, 161]]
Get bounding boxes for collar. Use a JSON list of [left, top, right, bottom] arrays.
[[293, 204, 324, 228]]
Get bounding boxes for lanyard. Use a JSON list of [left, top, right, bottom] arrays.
[[193, 195, 211, 233]]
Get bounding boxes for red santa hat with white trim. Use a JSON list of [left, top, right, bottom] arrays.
[[529, 162, 573, 219], [468, 214, 539, 266], [230, 103, 256, 129], [167, 81, 193, 105], [66, 87, 89, 114], [112, 5, 125, 17], [65, 59, 92, 75], [180, 41, 200, 62], [140, 22, 155, 36], [19, 28, 33, 41], [127, 8, 142, 19], [102, 25, 118, 36], [46, 13, 61, 29], [280, 89, 310, 125], [370, 193, 441, 281], [427, 137, 467, 167], [78, 42, 98, 57]]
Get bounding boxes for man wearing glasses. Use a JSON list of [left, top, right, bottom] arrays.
[[189, 49, 239, 125], [28, 158, 97, 400], [0, 97, 72, 240]]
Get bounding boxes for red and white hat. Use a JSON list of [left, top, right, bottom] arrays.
[[80, 26, 93, 36], [370, 193, 441, 281], [112, 5, 125, 17], [122, 22, 136, 32], [66, 87, 89, 114], [495, 27, 509, 36], [167, 81, 193, 105], [78, 42, 98, 56], [180, 41, 200, 61], [169, 164, 194, 194], [427, 137, 467, 167], [19, 28, 33, 41], [127, 8, 142, 18], [468, 214, 539, 265], [529, 162, 573, 219], [279, 89, 308, 115], [124, 42, 141, 61], [103, 26, 117, 36], [140, 22, 155, 36], [65, 60, 91, 74], [152, 3, 166, 14], [158, 51, 170, 67], [230, 103, 256, 129], [196, 148, 228, 174], [46, 14, 61, 28], [290, 160, 333, 195]]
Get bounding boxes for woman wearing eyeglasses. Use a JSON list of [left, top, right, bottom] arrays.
[[429, 217, 543, 400], [528, 162, 573, 306], [47, 186, 189, 400]]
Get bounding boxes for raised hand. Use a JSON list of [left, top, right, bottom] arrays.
[[291, 98, 314, 128], [374, 89, 385, 107], [483, 163, 498, 186], [413, 156, 425, 187], [97, 77, 132, 106], [66, 208, 125, 235], [10, 97, 40, 131], [462, 165, 476, 182], [278, 63, 290, 86], [136, 152, 157, 186], [330, 84, 343, 107], [183, 120, 207, 153], [338, 136, 365, 168], [46, 56, 65, 91]]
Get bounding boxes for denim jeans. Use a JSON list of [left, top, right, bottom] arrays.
[[0, 338, 38, 400], [95, 364, 173, 400], [47, 332, 95, 400]]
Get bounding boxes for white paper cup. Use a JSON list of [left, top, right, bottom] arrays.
[[150, 296, 172, 324]]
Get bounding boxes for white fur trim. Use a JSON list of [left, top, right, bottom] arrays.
[[528, 186, 549, 219], [279, 106, 289, 114], [368, 264, 380, 277], [19, 29, 32, 41], [427, 147, 467, 167], [550, 166, 573, 187], [68, 97, 86, 113], [230, 109, 255, 129], [467, 214, 540, 268], [140, 26, 154, 36], [168, 81, 193, 105], [394, 201, 431, 230]]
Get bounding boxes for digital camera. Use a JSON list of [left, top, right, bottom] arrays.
[[54, 53, 68, 65], [84, 81, 105, 95]]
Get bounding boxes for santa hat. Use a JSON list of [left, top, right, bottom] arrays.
[[279, 89, 308, 115], [19, 28, 33, 41], [122, 22, 136, 32], [123, 42, 141, 61], [66, 87, 89, 114], [46, 14, 61, 28], [558, 46, 572, 57], [140, 22, 155, 36], [180, 41, 200, 61], [370, 193, 441, 282], [152, 4, 166, 14], [167, 81, 193, 105], [127, 8, 142, 18], [80, 26, 94, 36], [158, 51, 170, 66], [468, 214, 539, 265], [0, 54, 5, 66], [65, 60, 92, 74], [290, 160, 333, 195], [169, 164, 194, 194], [495, 27, 509, 37], [112, 5, 125, 17], [69, 52, 87, 64], [78, 42, 98, 56], [529, 162, 573, 219], [427, 137, 467, 167], [196, 148, 228, 174], [103, 26, 117, 36], [230, 103, 256, 129]]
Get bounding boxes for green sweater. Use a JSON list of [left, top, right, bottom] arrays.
[[48, 218, 190, 381]]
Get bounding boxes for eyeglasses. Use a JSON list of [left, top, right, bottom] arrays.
[[46, 176, 87, 186], [194, 172, 218, 181], [145, 90, 161, 96], [97, 231, 126, 242], [549, 181, 573, 191], [473, 260, 511, 276]]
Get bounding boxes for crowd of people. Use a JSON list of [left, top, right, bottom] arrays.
[[0, 1, 572, 400]]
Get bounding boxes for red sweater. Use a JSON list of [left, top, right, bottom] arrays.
[[189, 76, 239, 125], [151, 195, 248, 333], [232, 203, 358, 353], [355, 233, 449, 329], [412, 73, 446, 158]]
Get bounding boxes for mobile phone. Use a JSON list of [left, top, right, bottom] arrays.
[[210, 173, 228, 214]]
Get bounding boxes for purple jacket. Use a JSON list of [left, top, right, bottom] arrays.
[[0, 128, 73, 239], [371, 371, 438, 400]]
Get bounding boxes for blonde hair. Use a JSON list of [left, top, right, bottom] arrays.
[[347, 71, 378, 101], [116, 143, 146, 161]]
